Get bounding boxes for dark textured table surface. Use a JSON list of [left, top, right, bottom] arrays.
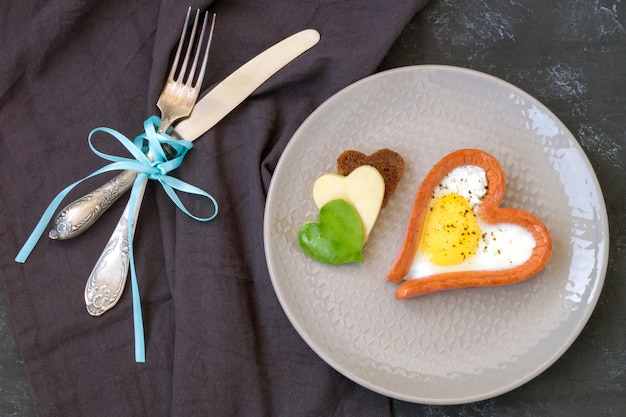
[[2, 1, 625, 416]]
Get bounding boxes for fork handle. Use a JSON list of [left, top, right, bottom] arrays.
[[48, 170, 137, 240], [85, 177, 147, 315]]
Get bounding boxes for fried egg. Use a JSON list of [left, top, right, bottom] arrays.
[[408, 165, 536, 279]]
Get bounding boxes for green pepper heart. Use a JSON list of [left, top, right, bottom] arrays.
[[298, 199, 364, 264]]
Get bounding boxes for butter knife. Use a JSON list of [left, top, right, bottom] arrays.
[[84, 28, 320, 316], [50, 28, 321, 241]]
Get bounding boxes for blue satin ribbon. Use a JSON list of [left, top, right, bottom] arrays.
[[15, 116, 218, 363]]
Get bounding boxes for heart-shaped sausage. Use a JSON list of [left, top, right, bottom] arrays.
[[313, 165, 385, 242], [337, 149, 404, 207], [386, 149, 552, 299], [298, 199, 363, 264]]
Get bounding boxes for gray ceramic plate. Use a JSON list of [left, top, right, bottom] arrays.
[[263, 65, 609, 404]]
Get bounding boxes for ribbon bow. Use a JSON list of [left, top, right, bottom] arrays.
[[16, 116, 218, 362]]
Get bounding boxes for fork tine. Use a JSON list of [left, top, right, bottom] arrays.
[[194, 14, 216, 88], [186, 12, 207, 85], [177, 9, 201, 83], [156, 9, 216, 133], [168, 7, 193, 81]]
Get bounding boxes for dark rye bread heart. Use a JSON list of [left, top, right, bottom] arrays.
[[336, 149, 404, 207]]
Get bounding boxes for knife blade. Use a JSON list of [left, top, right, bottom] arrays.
[[49, 29, 320, 240], [175, 28, 320, 141]]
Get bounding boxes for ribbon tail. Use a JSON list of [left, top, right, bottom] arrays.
[[127, 174, 148, 363], [130, 244, 146, 363]]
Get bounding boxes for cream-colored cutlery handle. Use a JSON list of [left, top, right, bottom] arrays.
[[84, 178, 147, 316], [49, 170, 137, 240]]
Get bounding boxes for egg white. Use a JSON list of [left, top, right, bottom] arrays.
[[408, 165, 536, 279]]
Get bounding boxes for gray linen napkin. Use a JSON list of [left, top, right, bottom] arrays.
[[0, 0, 430, 415]]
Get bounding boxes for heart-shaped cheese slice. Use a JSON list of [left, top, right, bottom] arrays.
[[386, 149, 552, 299], [313, 165, 385, 242]]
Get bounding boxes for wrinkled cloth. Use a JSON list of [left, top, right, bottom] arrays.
[[0, 0, 429, 415]]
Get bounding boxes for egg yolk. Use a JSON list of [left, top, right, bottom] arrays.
[[421, 193, 481, 266]]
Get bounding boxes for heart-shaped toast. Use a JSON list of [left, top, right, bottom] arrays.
[[313, 165, 385, 242], [337, 149, 404, 207], [386, 149, 552, 299], [298, 199, 364, 264]]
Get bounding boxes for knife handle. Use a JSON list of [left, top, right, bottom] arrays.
[[84, 177, 147, 316], [48, 170, 137, 240]]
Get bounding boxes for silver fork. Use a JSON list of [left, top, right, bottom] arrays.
[[84, 8, 215, 316], [48, 9, 215, 240], [157, 9, 214, 133]]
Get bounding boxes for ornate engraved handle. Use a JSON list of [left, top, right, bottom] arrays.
[[49, 170, 137, 240], [84, 178, 148, 316]]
